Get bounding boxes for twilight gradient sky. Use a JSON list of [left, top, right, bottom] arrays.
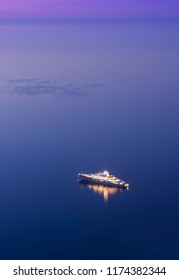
[[0, 0, 178, 22]]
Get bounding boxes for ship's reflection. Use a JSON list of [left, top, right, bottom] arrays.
[[81, 184, 129, 202]]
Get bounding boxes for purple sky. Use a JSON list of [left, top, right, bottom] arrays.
[[0, 0, 178, 22]]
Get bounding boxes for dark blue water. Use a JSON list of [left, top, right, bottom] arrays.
[[0, 24, 179, 259]]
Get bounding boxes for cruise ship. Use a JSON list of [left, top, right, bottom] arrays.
[[78, 170, 129, 188]]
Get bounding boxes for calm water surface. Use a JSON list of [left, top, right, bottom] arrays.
[[0, 23, 179, 259]]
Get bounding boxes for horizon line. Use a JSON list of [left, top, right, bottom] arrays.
[[0, 16, 178, 25]]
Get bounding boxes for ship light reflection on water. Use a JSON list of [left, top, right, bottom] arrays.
[[86, 184, 129, 202]]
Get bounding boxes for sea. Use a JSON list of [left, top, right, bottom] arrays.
[[0, 22, 178, 259]]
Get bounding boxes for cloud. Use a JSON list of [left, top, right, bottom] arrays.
[[7, 78, 103, 97]]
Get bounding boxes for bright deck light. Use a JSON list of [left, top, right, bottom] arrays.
[[103, 170, 109, 176]]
